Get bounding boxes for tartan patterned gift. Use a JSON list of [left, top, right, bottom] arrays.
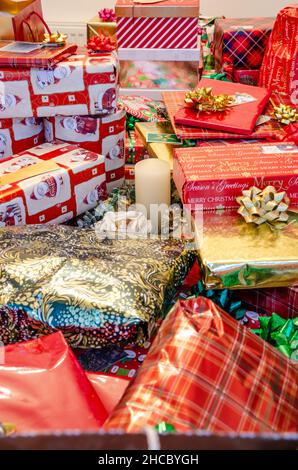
[[105, 297, 298, 433], [213, 18, 274, 72]]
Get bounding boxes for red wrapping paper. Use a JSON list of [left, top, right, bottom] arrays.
[[163, 90, 292, 140], [124, 163, 135, 184], [0, 40, 78, 68], [0, 142, 107, 227], [125, 129, 149, 164], [0, 0, 45, 42], [0, 117, 44, 159], [44, 110, 126, 193], [259, 5, 298, 106], [0, 332, 108, 433], [173, 141, 298, 210], [174, 79, 270, 135], [116, 0, 200, 50], [233, 69, 260, 86], [0, 52, 119, 119], [86, 373, 129, 415], [105, 297, 298, 433]]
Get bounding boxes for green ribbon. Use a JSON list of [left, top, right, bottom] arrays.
[[126, 115, 139, 131], [252, 313, 298, 361], [155, 422, 176, 434], [201, 72, 232, 82]]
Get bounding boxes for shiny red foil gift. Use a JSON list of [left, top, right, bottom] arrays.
[[0, 332, 108, 433], [105, 297, 298, 433]]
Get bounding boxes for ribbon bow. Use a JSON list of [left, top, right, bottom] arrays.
[[270, 100, 298, 125], [185, 87, 235, 113], [87, 34, 116, 53], [237, 186, 290, 228], [98, 8, 116, 23], [43, 32, 68, 45]]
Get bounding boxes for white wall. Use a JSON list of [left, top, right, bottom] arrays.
[[42, 0, 291, 23]]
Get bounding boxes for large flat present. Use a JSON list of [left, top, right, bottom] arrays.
[[0, 142, 107, 227], [0, 225, 195, 348], [0, 0, 45, 42], [105, 297, 298, 433], [0, 52, 119, 118], [0, 40, 78, 68], [44, 110, 126, 193], [116, 0, 200, 50], [163, 90, 292, 140], [195, 209, 298, 289], [174, 78, 270, 135], [213, 17, 274, 71], [174, 141, 298, 210], [0, 117, 44, 159]]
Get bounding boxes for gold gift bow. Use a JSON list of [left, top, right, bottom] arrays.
[[236, 186, 290, 228], [270, 98, 298, 125], [185, 87, 235, 113], [0, 422, 16, 436], [43, 32, 68, 45]]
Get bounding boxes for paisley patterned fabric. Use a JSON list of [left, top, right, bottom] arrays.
[[0, 225, 195, 348]]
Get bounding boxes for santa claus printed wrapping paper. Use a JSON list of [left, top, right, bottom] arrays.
[[105, 297, 298, 433], [0, 117, 44, 160], [0, 142, 107, 227], [0, 52, 119, 119], [44, 110, 126, 193]]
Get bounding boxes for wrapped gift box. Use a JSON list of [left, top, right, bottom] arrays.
[[125, 129, 149, 164], [0, 224, 195, 348], [0, 0, 45, 42], [0, 332, 108, 433], [87, 15, 117, 45], [115, 0, 200, 50], [105, 297, 298, 433], [233, 69, 260, 86], [163, 90, 294, 140], [44, 110, 126, 193], [0, 117, 44, 159], [174, 141, 298, 210], [195, 209, 298, 289], [0, 40, 78, 68], [0, 142, 107, 226], [0, 52, 119, 119], [213, 17, 274, 71], [124, 163, 135, 183]]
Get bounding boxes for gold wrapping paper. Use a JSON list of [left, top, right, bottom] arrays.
[[195, 209, 298, 289], [87, 15, 117, 44], [116, 0, 199, 18], [135, 121, 176, 170]]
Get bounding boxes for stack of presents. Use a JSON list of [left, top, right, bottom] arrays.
[[0, 0, 297, 445]]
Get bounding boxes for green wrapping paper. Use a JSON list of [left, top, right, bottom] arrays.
[[0, 225, 195, 348], [196, 209, 298, 289]]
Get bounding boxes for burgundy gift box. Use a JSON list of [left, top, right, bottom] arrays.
[[44, 110, 126, 193], [0, 117, 44, 159], [0, 52, 119, 119]]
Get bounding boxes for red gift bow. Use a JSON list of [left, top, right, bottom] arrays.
[[87, 34, 116, 53], [98, 8, 116, 23]]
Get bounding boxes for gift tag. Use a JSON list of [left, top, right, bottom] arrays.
[[231, 92, 257, 106]]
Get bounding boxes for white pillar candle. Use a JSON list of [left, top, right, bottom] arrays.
[[135, 159, 171, 224]]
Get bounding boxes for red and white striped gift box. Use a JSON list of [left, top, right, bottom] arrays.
[[116, 0, 200, 49]]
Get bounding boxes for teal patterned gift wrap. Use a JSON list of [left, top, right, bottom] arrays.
[[0, 225, 195, 348]]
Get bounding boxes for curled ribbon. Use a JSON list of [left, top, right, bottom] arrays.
[[98, 8, 116, 23], [43, 32, 68, 45], [185, 87, 235, 113], [236, 186, 290, 228], [87, 34, 116, 53]]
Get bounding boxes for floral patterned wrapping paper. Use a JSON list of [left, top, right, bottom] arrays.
[[0, 225, 195, 348]]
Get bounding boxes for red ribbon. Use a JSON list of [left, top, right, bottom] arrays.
[[87, 34, 116, 53]]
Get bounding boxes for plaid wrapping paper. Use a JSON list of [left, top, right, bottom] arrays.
[[105, 297, 298, 433], [0, 41, 78, 68], [162, 91, 291, 140], [213, 18, 274, 71], [0, 117, 44, 159], [235, 286, 298, 320], [0, 52, 119, 119]]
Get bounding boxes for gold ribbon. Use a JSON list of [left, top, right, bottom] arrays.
[[236, 186, 290, 228], [270, 99, 298, 125], [185, 87, 235, 113], [0, 422, 16, 436], [43, 32, 68, 45]]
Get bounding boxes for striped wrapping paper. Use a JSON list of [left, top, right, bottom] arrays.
[[117, 16, 199, 49], [162, 90, 292, 140]]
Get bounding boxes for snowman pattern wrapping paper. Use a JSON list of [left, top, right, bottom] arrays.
[[0, 53, 119, 119], [44, 110, 126, 193], [0, 142, 107, 228], [0, 117, 44, 160]]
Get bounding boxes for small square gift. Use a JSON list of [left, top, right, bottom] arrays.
[[0, 117, 44, 159], [0, 52, 119, 119], [0, 142, 107, 227], [105, 297, 298, 433], [44, 110, 126, 193], [87, 9, 117, 46], [213, 17, 274, 72], [115, 0, 200, 50]]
